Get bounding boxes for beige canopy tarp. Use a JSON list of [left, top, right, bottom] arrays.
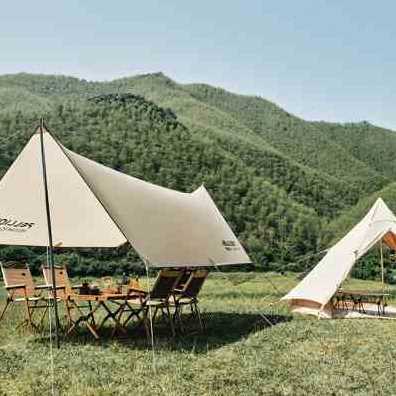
[[281, 198, 396, 318], [0, 127, 251, 267]]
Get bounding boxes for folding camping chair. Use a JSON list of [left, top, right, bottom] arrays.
[[0, 262, 52, 330], [171, 269, 209, 332], [122, 269, 183, 338], [41, 265, 82, 326], [41, 265, 81, 298]]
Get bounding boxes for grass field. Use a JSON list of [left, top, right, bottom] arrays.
[[1, 272, 396, 395]]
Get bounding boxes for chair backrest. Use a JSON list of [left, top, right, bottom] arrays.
[[174, 269, 193, 290], [150, 269, 182, 300], [42, 265, 72, 299], [182, 269, 209, 299], [1, 262, 36, 298]]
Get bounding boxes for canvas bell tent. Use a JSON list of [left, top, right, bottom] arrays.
[[0, 121, 251, 344], [281, 198, 396, 318]]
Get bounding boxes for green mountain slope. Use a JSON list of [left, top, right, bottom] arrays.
[[314, 121, 396, 180], [0, 92, 321, 271], [113, 74, 360, 217], [0, 72, 395, 274], [0, 73, 364, 217], [183, 83, 389, 193]]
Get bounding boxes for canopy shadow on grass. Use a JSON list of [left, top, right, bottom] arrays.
[[32, 311, 292, 353]]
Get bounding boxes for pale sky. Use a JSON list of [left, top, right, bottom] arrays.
[[1, 0, 396, 130]]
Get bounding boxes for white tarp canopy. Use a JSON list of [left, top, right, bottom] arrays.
[[0, 126, 251, 268], [281, 198, 396, 317]]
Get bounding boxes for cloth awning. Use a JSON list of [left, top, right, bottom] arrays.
[[0, 127, 251, 267]]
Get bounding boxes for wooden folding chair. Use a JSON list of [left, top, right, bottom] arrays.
[[171, 269, 209, 333], [41, 265, 81, 298], [0, 262, 51, 330], [122, 269, 183, 338], [41, 265, 82, 326]]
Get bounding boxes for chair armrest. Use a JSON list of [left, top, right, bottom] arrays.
[[36, 284, 53, 290], [37, 284, 66, 290], [128, 287, 147, 295], [5, 284, 26, 290], [71, 285, 83, 289]]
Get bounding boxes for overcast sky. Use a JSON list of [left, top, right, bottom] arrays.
[[2, 1, 395, 130]]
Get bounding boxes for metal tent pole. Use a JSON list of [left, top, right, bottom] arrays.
[[39, 118, 60, 349], [380, 240, 384, 292], [143, 258, 156, 372]]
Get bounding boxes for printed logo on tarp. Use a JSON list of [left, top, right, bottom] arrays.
[[222, 240, 240, 251], [0, 217, 35, 233]]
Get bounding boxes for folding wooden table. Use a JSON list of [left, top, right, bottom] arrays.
[[65, 292, 142, 339], [335, 290, 390, 315]]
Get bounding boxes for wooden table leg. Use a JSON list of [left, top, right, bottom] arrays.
[[99, 302, 127, 337], [123, 302, 143, 327], [66, 300, 101, 340]]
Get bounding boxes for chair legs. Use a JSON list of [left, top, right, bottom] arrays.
[[0, 299, 11, 324], [172, 300, 204, 334], [2, 299, 50, 332], [192, 301, 204, 332], [11, 300, 39, 331], [144, 304, 175, 339], [173, 304, 184, 333], [24, 298, 37, 331], [142, 307, 151, 342], [164, 305, 175, 337], [122, 302, 176, 340]]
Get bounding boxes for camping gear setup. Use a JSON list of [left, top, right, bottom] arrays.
[[282, 198, 396, 318], [0, 121, 251, 345]]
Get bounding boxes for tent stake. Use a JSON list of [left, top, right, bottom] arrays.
[[39, 118, 60, 349]]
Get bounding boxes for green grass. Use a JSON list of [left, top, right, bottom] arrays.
[[1, 272, 396, 395]]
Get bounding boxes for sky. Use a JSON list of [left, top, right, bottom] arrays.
[[1, 0, 396, 129]]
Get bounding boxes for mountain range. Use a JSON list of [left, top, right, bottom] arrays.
[[0, 72, 395, 274]]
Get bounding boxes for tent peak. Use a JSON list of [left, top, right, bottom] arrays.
[[374, 197, 386, 206], [34, 117, 53, 135], [34, 125, 49, 135], [374, 197, 392, 210]]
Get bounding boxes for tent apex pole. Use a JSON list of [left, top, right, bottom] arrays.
[[39, 119, 60, 349]]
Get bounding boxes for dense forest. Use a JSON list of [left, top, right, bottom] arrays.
[[0, 72, 395, 280]]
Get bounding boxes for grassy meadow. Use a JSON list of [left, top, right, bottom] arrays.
[[1, 272, 396, 395]]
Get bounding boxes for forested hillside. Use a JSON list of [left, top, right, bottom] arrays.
[[0, 72, 395, 277], [184, 84, 389, 193]]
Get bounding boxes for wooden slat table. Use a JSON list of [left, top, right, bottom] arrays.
[[65, 291, 144, 339], [334, 290, 390, 315]]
